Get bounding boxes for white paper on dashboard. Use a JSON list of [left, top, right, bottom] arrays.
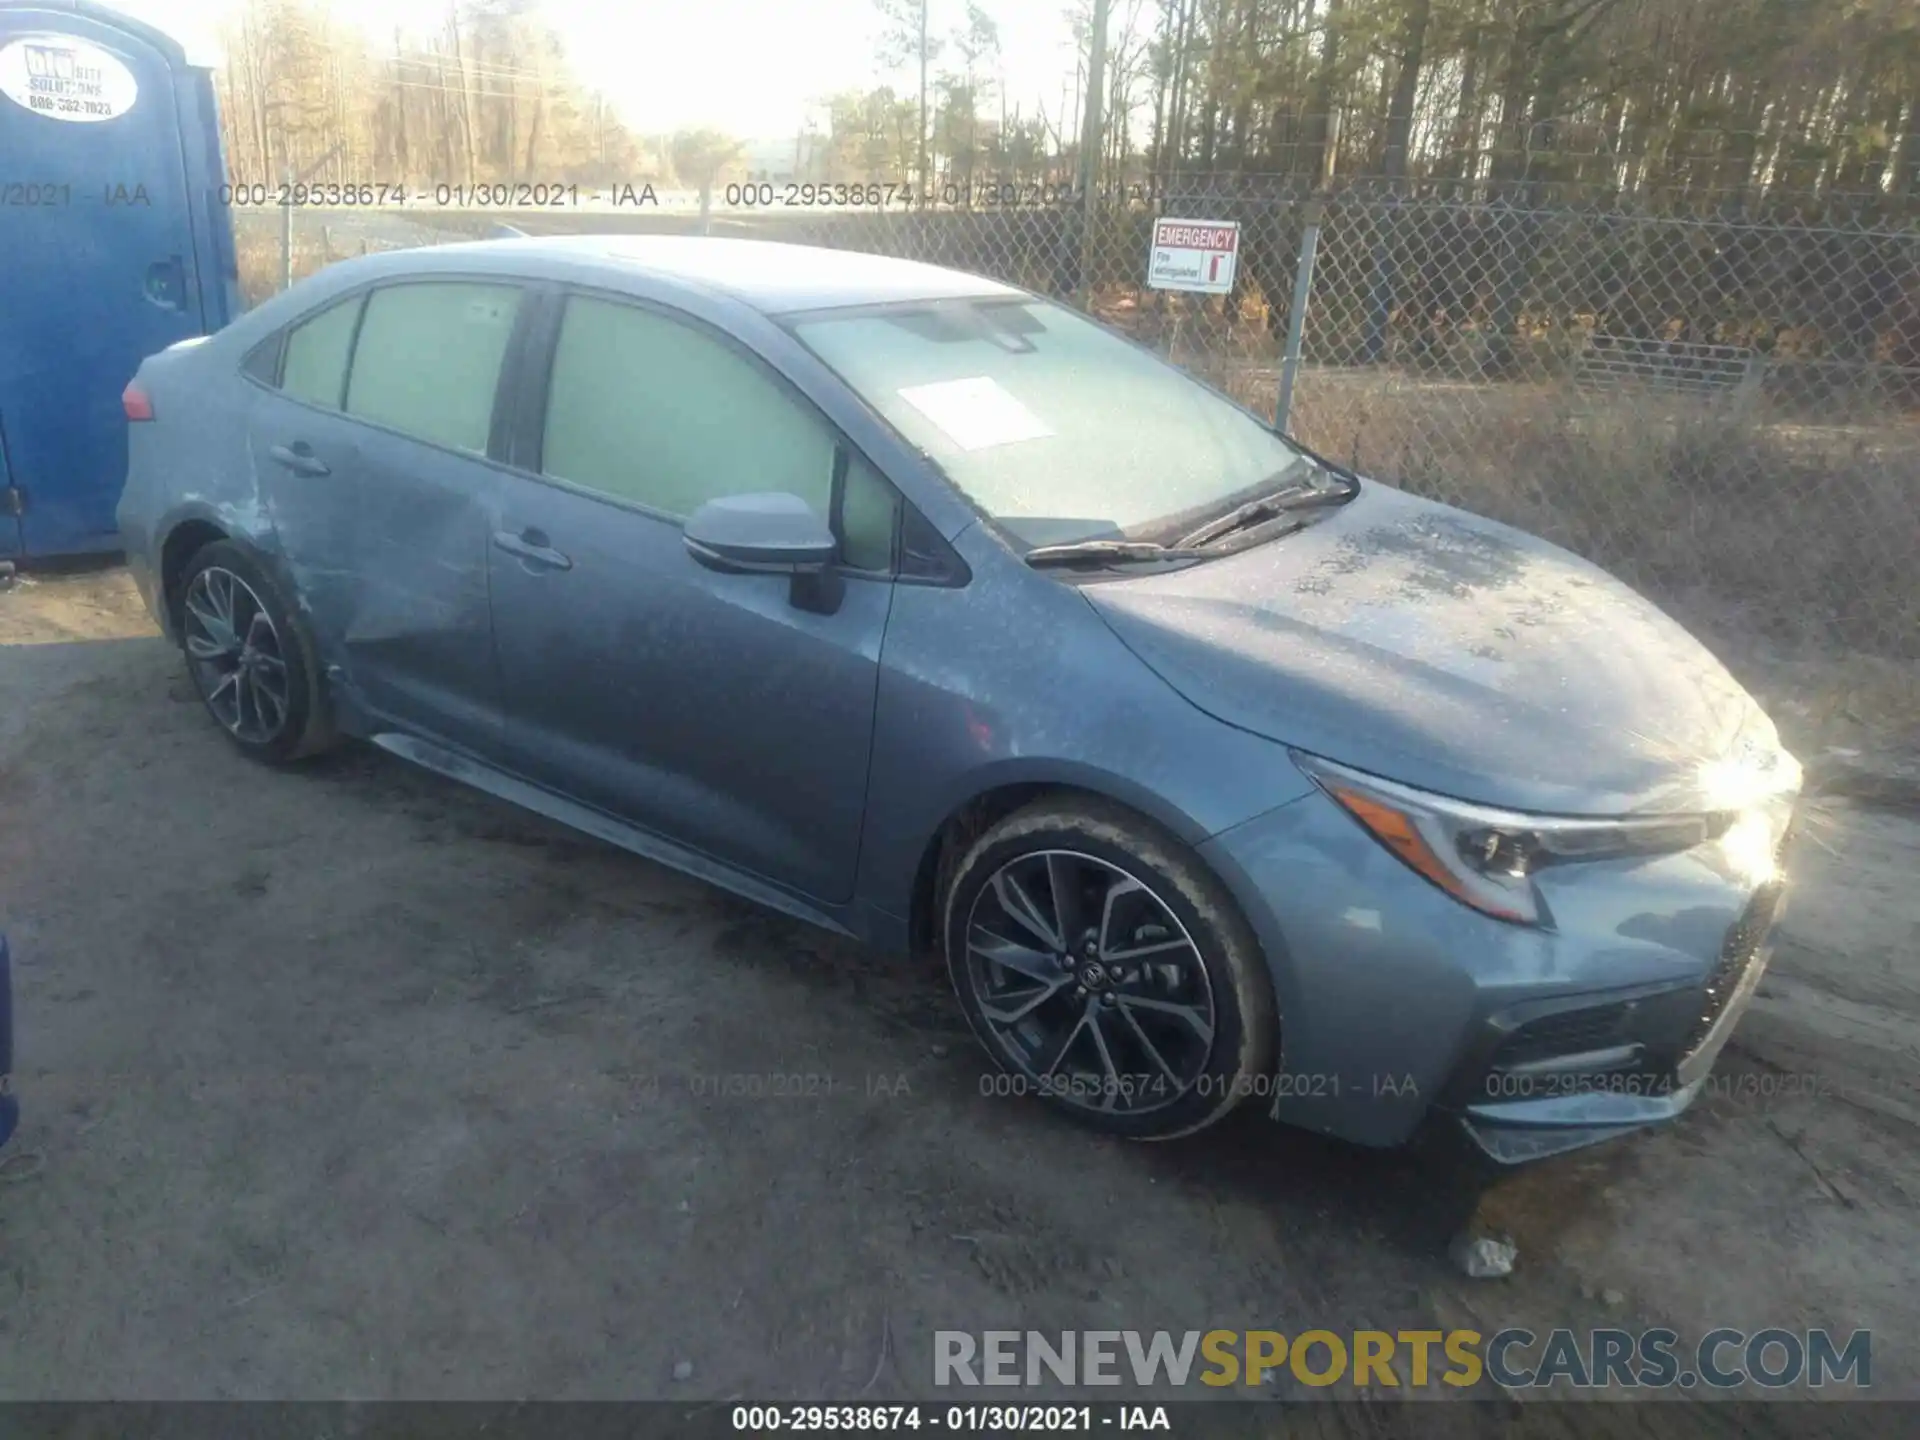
[[896, 376, 1053, 451]]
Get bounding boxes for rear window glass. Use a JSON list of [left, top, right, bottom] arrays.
[[345, 283, 520, 452]]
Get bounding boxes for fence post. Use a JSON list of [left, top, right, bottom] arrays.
[[1360, 188, 1400, 364], [1075, 0, 1113, 311], [1734, 349, 1767, 418], [1275, 195, 1326, 433], [1074, 184, 1104, 313], [280, 163, 293, 292], [277, 145, 341, 293]]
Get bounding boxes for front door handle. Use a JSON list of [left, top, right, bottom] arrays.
[[268, 442, 329, 477], [493, 528, 573, 571]]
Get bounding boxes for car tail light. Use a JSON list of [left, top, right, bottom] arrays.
[[122, 382, 154, 422]]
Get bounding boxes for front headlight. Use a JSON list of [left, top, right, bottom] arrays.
[[1293, 754, 1731, 926]]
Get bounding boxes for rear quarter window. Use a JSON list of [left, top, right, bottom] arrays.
[[279, 296, 363, 409], [240, 334, 282, 385]]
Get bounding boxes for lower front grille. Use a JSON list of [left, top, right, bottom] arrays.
[[1680, 879, 1784, 1060], [1490, 1002, 1632, 1070]]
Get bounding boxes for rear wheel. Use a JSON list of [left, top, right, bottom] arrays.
[[941, 797, 1277, 1140], [176, 540, 334, 764]]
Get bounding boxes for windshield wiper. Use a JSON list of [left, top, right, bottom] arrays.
[[1176, 477, 1355, 550], [1023, 539, 1209, 569]]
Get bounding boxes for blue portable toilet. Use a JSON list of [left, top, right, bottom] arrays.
[[0, 0, 239, 559]]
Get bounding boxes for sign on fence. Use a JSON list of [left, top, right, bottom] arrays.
[[1146, 218, 1239, 294]]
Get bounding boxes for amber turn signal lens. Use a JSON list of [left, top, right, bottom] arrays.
[[1326, 784, 1533, 923]]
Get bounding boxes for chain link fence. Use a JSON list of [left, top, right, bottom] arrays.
[[235, 182, 1920, 694]]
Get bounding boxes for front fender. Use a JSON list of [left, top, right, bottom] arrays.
[[855, 576, 1318, 932]]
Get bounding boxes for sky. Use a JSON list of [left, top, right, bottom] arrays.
[[115, 0, 1091, 141]]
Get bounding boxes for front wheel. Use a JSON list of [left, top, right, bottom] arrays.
[[941, 797, 1277, 1140]]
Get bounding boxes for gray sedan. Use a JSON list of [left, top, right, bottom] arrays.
[[118, 237, 1800, 1161]]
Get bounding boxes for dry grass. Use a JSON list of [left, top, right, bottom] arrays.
[[231, 212, 484, 306], [233, 223, 337, 308]]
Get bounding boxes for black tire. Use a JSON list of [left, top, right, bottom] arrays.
[[175, 539, 335, 765], [941, 795, 1277, 1140]]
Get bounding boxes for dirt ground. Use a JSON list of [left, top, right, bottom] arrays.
[[1, 564, 1916, 1410]]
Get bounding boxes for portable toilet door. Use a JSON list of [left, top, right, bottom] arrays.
[[0, 0, 239, 559]]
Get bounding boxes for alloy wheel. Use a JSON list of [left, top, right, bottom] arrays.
[[962, 849, 1218, 1116], [182, 565, 291, 745]]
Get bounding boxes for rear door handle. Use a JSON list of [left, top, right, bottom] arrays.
[[493, 528, 573, 571], [268, 442, 330, 477]]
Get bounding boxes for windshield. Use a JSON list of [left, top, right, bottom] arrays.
[[789, 297, 1312, 549]]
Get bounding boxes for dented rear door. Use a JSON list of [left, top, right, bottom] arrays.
[[249, 278, 523, 758]]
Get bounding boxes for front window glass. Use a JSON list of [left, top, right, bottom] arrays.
[[791, 298, 1310, 548], [543, 295, 836, 518], [541, 295, 899, 570]]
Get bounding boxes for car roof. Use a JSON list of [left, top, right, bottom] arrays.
[[468, 234, 1024, 315]]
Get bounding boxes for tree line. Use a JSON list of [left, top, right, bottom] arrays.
[[1126, 0, 1918, 212], [217, 0, 660, 189], [852, 0, 1917, 218], [214, 0, 1917, 216]]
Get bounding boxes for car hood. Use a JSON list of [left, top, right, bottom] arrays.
[[1084, 483, 1779, 815]]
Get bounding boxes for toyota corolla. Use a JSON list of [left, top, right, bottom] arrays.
[[117, 237, 1800, 1162]]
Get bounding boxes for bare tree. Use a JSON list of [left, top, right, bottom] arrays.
[[671, 128, 744, 214], [874, 0, 943, 191]]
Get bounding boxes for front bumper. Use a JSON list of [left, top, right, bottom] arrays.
[[1448, 872, 1786, 1162], [1200, 783, 1795, 1161], [123, 547, 170, 643]]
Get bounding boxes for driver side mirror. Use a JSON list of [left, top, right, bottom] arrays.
[[684, 492, 844, 614]]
